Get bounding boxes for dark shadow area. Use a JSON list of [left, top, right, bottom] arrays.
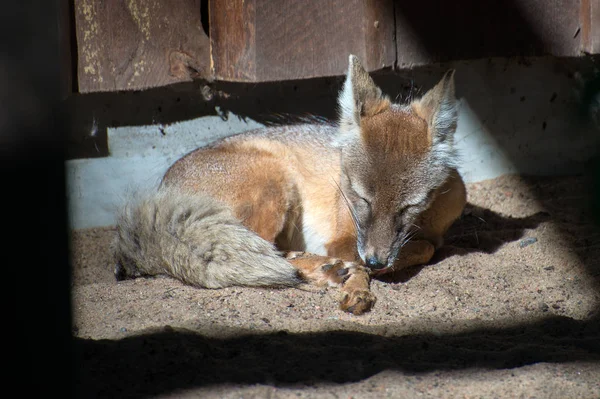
[[441, 205, 550, 258], [64, 81, 219, 159], [2, 1, 73, 397], [64, 76, 342, 159], [378, 204, 550, 284], [74, 316, 600, 398], [64, 73, 423, 159], [393, 0, 550, 64], [523, 174, 600, 284]]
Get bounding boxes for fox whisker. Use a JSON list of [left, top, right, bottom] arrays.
[[409, 223, 422, 231], [401, 228, 419, 247]]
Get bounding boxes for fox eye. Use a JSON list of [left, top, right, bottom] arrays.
[[347, 182, 370, 207], [394, 213, 407, 234], [398, 206, 411, 216], [398, 204, 418, 220], [356, 196, 371, 213]]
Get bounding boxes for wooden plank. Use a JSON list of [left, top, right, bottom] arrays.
[[396, 0, 584, 68], [588, 0, 600, 54], [74, 0, 211, 93], [210, 0, 395, 82], [209, 0, 257, 81]]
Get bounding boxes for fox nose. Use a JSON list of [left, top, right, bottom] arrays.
[[365, 256, 386, 270]]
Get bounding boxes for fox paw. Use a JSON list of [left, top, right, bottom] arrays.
[[323, 260, 361, 285], [340, 289, 376, 315], [285, 252, 357, 286], [338, 264, 375, 314]]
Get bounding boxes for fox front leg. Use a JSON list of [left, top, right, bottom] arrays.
[[285, 251, 376, 315], [322, 233, 377, 314], [380, 239, 436, 275], [338, 264, 376, 314]]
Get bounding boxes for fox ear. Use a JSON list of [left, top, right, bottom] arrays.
[[336, 55, 389, 146], [413, 70, 458, 142]]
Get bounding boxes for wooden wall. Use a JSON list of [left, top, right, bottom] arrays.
[[74, 0, 211, 92], [209, 0, 395, 82], [72, 0, 600, 93], [394, 0, 598, 67]]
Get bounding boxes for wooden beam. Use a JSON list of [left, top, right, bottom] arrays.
[[209, 0, 396, 82], [72, 0, 598, 91], [587, 0, 600, 54], [395, 0, 590, 68], [74, 0, 211, 93]]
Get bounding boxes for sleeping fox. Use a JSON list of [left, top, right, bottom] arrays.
[[113, 55, 466, 315]]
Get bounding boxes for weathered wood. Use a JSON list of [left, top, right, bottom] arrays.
[[395, 0, 591, 68], [72, 0, 598, 91], [209, 0, 256, 81], [588, 0, 600, 54], [74, 0, 211, 92], [209, 0, 395, 82]]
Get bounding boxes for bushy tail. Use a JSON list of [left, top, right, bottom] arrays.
[[112, 187, 301, 288]]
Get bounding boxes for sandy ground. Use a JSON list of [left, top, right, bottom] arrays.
[[70, 174, 600, 398]]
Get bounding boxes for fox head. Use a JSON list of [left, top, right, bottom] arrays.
[[335, 55, 459, 271]]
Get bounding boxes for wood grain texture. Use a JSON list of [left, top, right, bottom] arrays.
[[72, 0, 598, 89], [210, 0, 395, 82], [209, 0, 257, 81], [74, 0, 211, 92], [395, 0, 587, 68], [588, 0, 600, 54]]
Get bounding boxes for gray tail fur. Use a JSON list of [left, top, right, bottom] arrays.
[[112, 187, 302, 288]]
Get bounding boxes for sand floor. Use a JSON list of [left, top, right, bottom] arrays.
[[70, 174, 600, 398]]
